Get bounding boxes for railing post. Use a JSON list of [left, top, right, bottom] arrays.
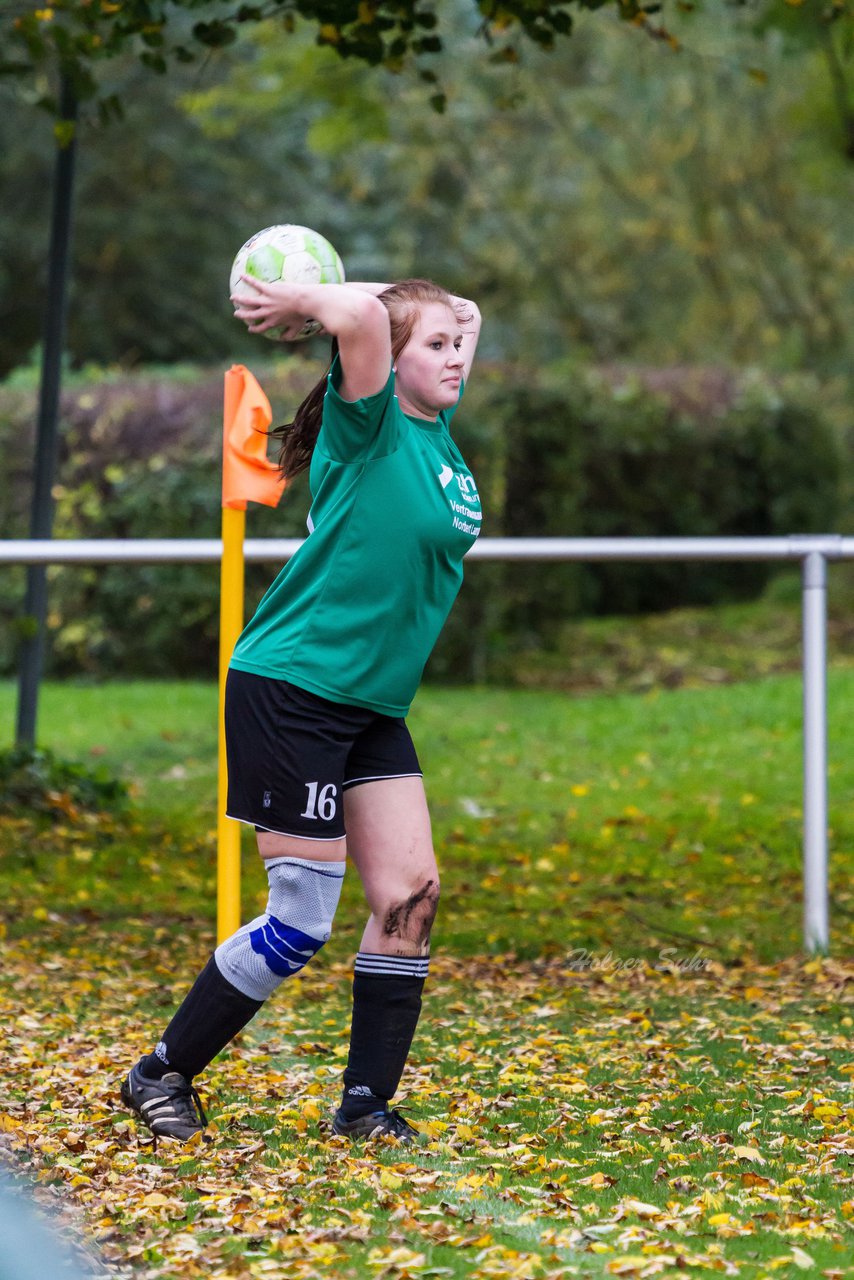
[[801, 551, 829, 954]]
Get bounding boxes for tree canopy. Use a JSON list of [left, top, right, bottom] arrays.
[[2, 0, 666, 115], [2, 0, 853, 378], [3, 0, 853, 132], [3, 0, 853, 137]]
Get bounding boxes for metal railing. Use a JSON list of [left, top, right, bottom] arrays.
[[3, 533, 852, 954]]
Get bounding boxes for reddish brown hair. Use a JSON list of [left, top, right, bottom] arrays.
[[272, 279, 460, 480]]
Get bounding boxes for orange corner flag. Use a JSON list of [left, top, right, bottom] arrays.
[[222, 364, 286, 510]]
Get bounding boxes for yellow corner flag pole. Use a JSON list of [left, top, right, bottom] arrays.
[[217, 364, 283, 945], [217, 503, 245, 943]]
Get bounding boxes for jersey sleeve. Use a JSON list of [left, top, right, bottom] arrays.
[[316, 355, 406, 462]]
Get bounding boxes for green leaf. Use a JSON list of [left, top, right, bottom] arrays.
[[139, 50, 167, 71], [192, 20, 238, 48], [53, 118, 77, 147]]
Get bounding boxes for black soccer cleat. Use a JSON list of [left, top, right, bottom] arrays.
[[332, 1106, 420, 1143], [120, 1063, 208, 1141]]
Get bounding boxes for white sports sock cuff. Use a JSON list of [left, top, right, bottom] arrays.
[[354, 951, 429, 978]]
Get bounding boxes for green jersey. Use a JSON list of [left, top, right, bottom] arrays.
[[229, 359, 482, 716]]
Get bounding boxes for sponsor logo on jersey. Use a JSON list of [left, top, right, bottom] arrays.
[[438, 465, 481, 537]]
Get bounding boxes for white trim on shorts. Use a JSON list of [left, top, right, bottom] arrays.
[[226, 813, 346, 842], [342, 771, 423, 790]]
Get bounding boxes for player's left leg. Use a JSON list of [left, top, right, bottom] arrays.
[[333, 775, 439, 1141]]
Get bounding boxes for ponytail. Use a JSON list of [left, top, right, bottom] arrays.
[[269, 339, 338, 481]]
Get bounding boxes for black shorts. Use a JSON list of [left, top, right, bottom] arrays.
[[224, 669, 422, 841]]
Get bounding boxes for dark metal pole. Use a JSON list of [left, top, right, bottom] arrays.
[[15, 74, 78, 748]]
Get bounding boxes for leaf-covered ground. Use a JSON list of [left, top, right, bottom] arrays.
[[0, 673, 852, 1277], [0, 924, 852, 1279]]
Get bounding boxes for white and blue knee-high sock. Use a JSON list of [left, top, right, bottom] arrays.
[[140, 857, 345, 1081]]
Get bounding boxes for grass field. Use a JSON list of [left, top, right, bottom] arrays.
[[0, 672, 852, 1279], [1, 671, 852, 960]]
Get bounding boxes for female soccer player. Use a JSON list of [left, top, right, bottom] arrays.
[[120, 276, 482, 1144]]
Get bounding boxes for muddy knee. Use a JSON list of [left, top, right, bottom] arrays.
[[381, 878, 440, 947]]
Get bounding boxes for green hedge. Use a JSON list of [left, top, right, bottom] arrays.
[[490, 364, 838, 635], [0, 360, 843, 681]]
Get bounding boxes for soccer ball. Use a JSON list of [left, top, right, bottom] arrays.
[[229, 224, 345, 341]]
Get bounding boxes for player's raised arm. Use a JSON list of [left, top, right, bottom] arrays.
[[344, 282, 482, 384], [452, 295, 481, 384], [231, 278, 392, 401]]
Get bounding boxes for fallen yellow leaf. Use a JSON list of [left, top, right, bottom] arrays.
[[732, 1144, 765, 1163], [622, 1198, 662, 1219], [607, 1257, 652, 1275]]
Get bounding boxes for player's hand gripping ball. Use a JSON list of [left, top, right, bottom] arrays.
[[229, 225, 345, 341]]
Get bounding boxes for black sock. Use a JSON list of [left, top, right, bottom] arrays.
[[139, 954, 263, 1082], [339, 952, 428, 1119]]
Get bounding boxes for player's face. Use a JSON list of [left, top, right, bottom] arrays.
[[394, 303, 464, 420]]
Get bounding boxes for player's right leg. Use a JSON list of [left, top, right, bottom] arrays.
[[121, 836, 345, 1140], [120, 673, 353, 1141]]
